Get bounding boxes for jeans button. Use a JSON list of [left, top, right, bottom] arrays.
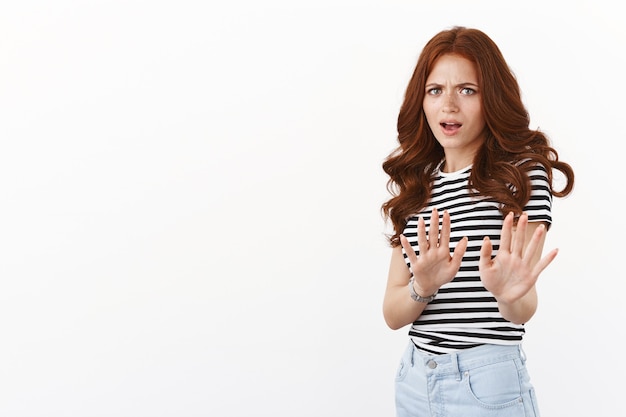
[[427, 360, 437, 369]]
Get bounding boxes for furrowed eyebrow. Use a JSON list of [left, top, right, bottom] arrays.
[[425, 82, 479, 89]]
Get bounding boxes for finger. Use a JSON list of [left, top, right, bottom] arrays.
[[512, 212, 528, 257], [399, 234, 418, 265], [479, 236, 494, 271], [451, 236, 468, 263], [445, 236, 467, 277], [429, 207, 439, 247], [416, 216, 429, 252], [500, 212, 515, 253], [522, 222, 548, 263], [439, 210, 451, 249], [531, 248, 558, 276]]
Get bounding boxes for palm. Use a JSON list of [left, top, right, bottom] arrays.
[[479, 213, 557, 304], [401, 208, 468, 295]]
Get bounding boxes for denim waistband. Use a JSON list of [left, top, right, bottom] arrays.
[[408, 342, 525, 379]]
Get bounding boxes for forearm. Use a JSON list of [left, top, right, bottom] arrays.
[[383, 283, 429, 330], [481, 219, 548, 325], [383, 223, 464, 330], [496, 286, 538, 325], [383, 245, 437, 330]]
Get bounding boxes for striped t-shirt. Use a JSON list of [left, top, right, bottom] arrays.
[[402, 163, 552, 354]]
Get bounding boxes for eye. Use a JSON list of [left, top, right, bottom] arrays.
[[460, 87, 476, 95], [427, 87, 442, 95]]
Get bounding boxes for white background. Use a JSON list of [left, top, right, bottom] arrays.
[[0, 1, 623, 416]]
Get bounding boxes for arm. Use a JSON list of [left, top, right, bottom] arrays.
[[479, 212, 558, 324], [382, 246, 428, 330], [383, 208, 468, 330]]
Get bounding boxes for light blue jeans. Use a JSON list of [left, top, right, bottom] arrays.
[[395, 341, 541, 417]]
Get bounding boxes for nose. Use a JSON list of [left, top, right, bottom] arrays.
[[442, 93, 458, 113]]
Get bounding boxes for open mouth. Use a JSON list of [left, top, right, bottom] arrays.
[[441, 122, 461, 132]]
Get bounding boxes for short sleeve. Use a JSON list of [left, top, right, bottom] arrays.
[[524, 164, 553, 226]]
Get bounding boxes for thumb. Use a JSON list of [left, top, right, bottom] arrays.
[[479, 236, 493, 270]]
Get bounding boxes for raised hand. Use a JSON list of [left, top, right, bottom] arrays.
[[400, 208, 468, 296], [479, 212, 558, 305]]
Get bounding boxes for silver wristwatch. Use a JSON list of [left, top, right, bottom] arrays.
[[408, 277, 438, 303]]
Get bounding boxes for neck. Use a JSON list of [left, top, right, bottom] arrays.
[[441, 159, 472, 173]]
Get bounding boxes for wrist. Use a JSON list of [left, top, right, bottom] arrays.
[[408, 277, 438, 303]]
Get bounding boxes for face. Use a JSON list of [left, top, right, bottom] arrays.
[[423, 53, 486, 172]]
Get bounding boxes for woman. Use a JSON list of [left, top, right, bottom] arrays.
[[381, 26, 574, 417]]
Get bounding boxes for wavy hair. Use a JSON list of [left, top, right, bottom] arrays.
[[382, 26, 574, 246]]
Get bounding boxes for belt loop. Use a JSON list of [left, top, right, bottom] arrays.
[[410, 342, 416, 367], [451, 352, 461, 381], [519, 345, 527, 364]]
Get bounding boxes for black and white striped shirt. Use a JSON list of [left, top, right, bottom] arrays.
[[402, 163, 552, 354]]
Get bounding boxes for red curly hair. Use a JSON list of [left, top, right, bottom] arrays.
[[382, 26, 574, 247]]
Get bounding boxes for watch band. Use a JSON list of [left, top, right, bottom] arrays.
[[408, 277, 438, 303]]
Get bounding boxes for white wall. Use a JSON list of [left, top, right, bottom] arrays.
[[0, 1, 622, 416]]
